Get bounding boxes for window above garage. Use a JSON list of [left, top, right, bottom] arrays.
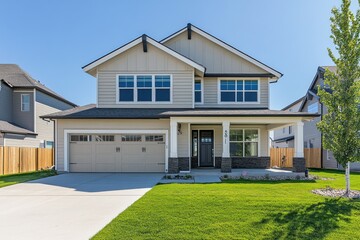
[[117, 74, 172, 103]]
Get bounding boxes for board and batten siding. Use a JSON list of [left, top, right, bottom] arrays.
[[198, 77, 269, 108], [96, 43, 195, 108], [163, 31, 268, 74]]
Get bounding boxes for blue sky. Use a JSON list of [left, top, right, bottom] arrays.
[[1, 0, 358, 109]]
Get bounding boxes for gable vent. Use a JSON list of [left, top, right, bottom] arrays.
[[187, 23, 192, 40], [142, 34, 148, 52]]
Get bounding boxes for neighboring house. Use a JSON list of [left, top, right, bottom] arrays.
[[43, 24, 317, 173], [273, 96, 304, 148], [0, 64, 77, 148], [299, 66, 360, 171]]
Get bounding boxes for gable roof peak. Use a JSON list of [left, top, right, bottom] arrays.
[[161, 23, 283, 79], [82, 34, 206, 75]]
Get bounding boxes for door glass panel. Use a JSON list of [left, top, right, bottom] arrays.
[[192, 130, 198, 157], [200, 131, 212, 143]]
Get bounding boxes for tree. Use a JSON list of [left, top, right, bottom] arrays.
[[318, 0, 360, 197]]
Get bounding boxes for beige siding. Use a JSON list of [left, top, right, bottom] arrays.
[[164, 31, 268, 74], [56, 119, 170, 171], [97, 43, 194, 108], [178, 123, 190, 157], [199, 77, 269, 108]]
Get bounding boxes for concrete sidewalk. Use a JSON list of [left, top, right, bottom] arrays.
[[0, 173, 162, 240]]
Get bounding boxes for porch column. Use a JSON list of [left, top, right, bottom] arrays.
[[169, 119, 179, 173], [293, 121, 306, 172], [294, 121, 304, 157], [170, 120, 178, 158], [222, 121, 230, 157], [221, 121, 231, 172]]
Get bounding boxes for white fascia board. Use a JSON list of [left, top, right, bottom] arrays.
[[161, 27, 187, 43], [83, 38, 142, 72]]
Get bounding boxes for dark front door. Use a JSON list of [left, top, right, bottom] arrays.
[[200, 130, 214, 167]]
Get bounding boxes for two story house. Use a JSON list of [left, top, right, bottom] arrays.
[[299, 66, 360, 171], [43, 24, 317, 173], [0, 64, 77, 148], [273, 96, 304, 148]]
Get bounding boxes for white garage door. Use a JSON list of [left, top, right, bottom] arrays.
[[69, 134, 165, 172]]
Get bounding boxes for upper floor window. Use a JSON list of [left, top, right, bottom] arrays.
[[21, 94, 30, 111], [219, 79, 258, 103], [307, 102, 319, 113], [194, 79, 202, 104], [155, 75, 171, 102], [117, 74, 171, 103], [137, 75, 152, 102], [118, 76, 134, 102]]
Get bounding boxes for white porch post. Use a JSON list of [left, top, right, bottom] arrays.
[[294, 121, 304, 158], [222, 121, 230, 158], [170, 119, 178, 158]]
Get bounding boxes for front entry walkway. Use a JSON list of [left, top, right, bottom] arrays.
[[0, 173, 163, 240]]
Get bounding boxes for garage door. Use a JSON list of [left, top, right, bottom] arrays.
[[69, 134, 165, 172]]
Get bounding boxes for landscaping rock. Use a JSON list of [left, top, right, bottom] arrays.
[[312, 187, 360, 199]]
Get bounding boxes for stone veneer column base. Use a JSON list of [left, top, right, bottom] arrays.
[[178, 157, 190, 171], [293, 157, 306, 172], [221, 157, 232, 173], [168, 158, 179, 174], [231, 157, 270, 169]]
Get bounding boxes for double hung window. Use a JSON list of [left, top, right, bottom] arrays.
[[220, 80, 258, 103]]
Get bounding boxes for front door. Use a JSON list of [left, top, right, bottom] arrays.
[[200, 130, 214, 167]]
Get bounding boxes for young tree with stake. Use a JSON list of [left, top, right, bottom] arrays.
[[318, 0, 360, 197]]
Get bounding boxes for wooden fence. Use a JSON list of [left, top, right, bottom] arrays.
[[0, 147, 54, 175], [270, 148, 321, 168]]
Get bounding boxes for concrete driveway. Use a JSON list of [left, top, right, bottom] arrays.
[[0, 173, 163, 240]]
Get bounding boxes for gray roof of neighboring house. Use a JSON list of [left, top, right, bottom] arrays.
[[274, 135, 294, 143], [0, 64, 77, 107], [41, 104, 319, 119], [299, 66, 336, 111], [281, 96, 305, 111], [0, 120, 37, 135]]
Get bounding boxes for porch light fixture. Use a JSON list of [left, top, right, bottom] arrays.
[[177, 123, 182, 135]]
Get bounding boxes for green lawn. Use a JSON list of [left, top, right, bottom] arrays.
[[93, 170, 360, 240], [0, 170, 56, 188]]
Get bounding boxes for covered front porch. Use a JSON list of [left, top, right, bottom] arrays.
[[167, 115, 310, 173]]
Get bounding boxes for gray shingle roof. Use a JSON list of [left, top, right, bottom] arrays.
[[0, 120, 37, 135], [42, 104, 319, 119], [0, 64, 77, 107]]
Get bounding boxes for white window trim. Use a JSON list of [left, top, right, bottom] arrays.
[[116, 74, 173, 104], [21, 94, 30, 112], [194, 78, 204, 105], [229, 128, 260, 157], [217, 78, 260, 104], [64, 129, 169, 172]]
